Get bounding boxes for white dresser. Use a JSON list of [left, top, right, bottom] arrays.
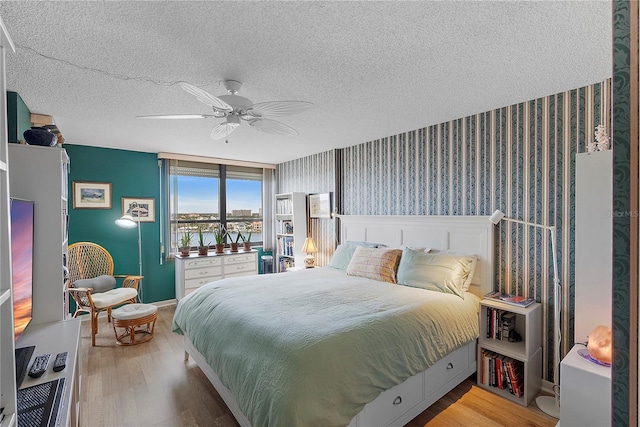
[[175, 251, 258, 300]]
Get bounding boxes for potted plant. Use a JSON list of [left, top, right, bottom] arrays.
[[230, 229, 241, 252], [197, 225, 210, 256], [179, 230, 192, 256], [240, 227, 253, 252], [213, 226, 226, 254]]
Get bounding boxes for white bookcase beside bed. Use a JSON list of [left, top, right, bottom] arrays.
[[179, 215, 495, 427]]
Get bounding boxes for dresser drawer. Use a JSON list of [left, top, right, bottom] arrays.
[[183, 257, 222, 269], [184, 265, 222, 280], [424, 345, 470, 391], [185, 275, 221, 291], [224, 253, 256, 265], [358, 371, 424, 427], [224, 262, 256, 276]]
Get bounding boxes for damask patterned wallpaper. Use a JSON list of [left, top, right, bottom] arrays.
[[611, 1, 638, 425], [277, 79, 612, 385], [277, 150, 336, 268]]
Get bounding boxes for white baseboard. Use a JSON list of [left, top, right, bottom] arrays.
[[74, 299, 177, 322], [540, 378, 555, 395]]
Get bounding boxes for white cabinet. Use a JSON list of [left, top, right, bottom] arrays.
[[574, 151, 612, 342], [175, 251, 258, 300], [559, 344, 611, 426], [275, 192, 307, 272], [8, 144, 69, 325], [15, 319, 82, 427], [477, 299, 542, 406], [0, 16, 17, 427]]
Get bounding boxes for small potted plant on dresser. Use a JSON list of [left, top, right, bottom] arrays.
[[230, 231, 241, 252], [241, 227, 252, 252], [197, 225, 210, 256], [213, 226, 226, 254], [179, 231, 192, 256]]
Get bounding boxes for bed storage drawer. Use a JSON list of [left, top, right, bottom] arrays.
[[424, 344, 470, 392], [357, 372, 424, 427]]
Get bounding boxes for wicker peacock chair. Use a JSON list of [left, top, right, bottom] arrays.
[[67, 242, 142, 346]]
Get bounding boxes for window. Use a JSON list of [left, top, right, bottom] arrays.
[[168, 161, 263, 253]]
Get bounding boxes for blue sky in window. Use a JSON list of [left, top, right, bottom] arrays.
[[177, 176, 261, 214]]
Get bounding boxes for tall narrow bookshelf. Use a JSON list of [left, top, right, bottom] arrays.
[[275, 192, 307, 272], [0, 16, 17, 427], [8, 144, 70, 324]]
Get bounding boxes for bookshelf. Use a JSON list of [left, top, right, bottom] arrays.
[[0, 17, 17, 427], [477, 299, 542, 406], [275, 192, 307, 272]]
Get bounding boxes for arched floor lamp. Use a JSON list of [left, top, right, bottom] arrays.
[[489, 209, 561, 419], [115, 211, 143, 303]]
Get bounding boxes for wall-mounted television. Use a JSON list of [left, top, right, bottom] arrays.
[[10, 198, 34, 341]]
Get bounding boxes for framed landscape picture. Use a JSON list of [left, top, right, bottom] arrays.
[[309, 193, 332, 218], [122, 197, 155, 222], [72, 181, 112, 209]]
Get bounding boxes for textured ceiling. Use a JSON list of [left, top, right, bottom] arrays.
[[0, 1, 611, 165]]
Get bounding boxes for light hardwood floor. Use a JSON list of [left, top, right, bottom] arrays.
[[80, 305, 558, 427]]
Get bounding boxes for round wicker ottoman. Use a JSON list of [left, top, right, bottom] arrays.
[[111, 303, 158, 346]]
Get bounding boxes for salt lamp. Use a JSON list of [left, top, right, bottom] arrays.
[[587, 325, 613, 365]]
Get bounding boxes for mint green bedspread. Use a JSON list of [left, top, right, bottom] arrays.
[[172, 267, 479, 427]]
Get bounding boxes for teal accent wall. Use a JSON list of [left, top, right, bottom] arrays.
[[7, 91, 31, 143], [64, 144, 174, 303]]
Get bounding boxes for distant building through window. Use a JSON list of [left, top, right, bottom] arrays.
[[168, 161, 263, 252]]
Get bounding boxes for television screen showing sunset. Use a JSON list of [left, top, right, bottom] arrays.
[[10, 199, 33, 341]]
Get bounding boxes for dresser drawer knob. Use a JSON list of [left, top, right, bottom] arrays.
[[447, 362, 454, 370], [392, 396, 402, 405]]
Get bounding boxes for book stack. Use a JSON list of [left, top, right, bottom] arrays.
[[278, 257, 294, 271], [277, 236, 294, 257], [486, 307, 518, 341], [276, 220, 293, 235], [484, 291, 535, 308], [276, 198, 293, 214], [479, 349, 524, 397]]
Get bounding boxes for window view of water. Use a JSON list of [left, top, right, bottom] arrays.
[[171, 170, 263, 250]]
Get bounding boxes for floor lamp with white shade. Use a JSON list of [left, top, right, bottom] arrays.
[[115, 210, 144, 303], [488, 209, 561, 419]]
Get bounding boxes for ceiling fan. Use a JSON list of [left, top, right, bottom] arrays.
[[138, 80, 313, 140]]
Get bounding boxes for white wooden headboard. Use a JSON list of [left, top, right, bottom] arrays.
[[338, 215, 495, 297]]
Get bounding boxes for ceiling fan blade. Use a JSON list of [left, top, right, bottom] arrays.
[[210, 122, 240, 140], [136, 114, 215, 119], [248, 118, 299, 136], [246, 101, 313, 118], [179, 82, 233, 112]]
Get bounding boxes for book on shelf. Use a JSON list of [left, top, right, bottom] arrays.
[[277, 236, 295, 257], [276, 220, 294, 235], [276, 198, 293, 215], [480, 349, 524, 397], [486, 307, 518, 341], [484, 291, 535, 308]]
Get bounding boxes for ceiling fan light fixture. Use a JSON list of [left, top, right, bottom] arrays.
[[226, 115, 240, 125], [144, 79, 312, 140]]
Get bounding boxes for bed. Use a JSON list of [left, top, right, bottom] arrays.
[[172, 215, 495, 427]]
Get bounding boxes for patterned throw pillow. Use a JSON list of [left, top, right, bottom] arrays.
[[345, 247, 402, 284]]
